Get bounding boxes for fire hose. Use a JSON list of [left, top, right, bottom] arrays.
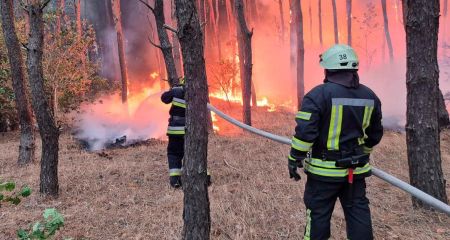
[[207, 104, 450, 215]]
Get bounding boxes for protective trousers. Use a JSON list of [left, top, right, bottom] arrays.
[[167, 135, 184, 177], [303, 177, 373, 240]]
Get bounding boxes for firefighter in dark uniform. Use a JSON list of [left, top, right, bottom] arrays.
[[161, 78, 186, 188], [161, 77, 211, 188], [288, 44, 383, 240]]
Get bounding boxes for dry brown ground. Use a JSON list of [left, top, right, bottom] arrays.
[[1, 107, 450, 240]]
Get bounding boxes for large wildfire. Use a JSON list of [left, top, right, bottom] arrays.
[[76, 0, 450, 150]]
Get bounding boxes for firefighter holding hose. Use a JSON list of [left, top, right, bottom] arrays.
[[288, 44, 383, 239], [161, 77, 211, 188]]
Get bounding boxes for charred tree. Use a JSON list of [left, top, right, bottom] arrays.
[[346, 0, 352, 46], [174, 0, 211, 239], [236, 0, 253, 125], [140, 0, 179, 87], [278, 0, 285, 42], [405, 0, 448, 208], [1, 0, 35, 165], [332, 0, 338, 44], [318, 0, 323, 46], [381, 0, 394, 62], [111, 0, 128, 103], [26, 0, 60, 196], [291, 0, 305, 109]]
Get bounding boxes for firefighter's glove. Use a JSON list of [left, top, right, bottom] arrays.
[[288, 158, 303, 181]]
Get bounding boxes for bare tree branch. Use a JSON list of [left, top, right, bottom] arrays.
[[137, 0, 155, 14], [21, 42, 29, 51], [41, 0, 52, 10], [163, 24, 178, 34], [18, 0, 28, 13], [148, 37, 162, 49]]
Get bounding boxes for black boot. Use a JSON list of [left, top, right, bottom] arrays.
[[170, 176, 182, 188]]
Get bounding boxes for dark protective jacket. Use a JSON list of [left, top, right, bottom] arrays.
[[289, 72, 383, 182], [161, 86, 186, 135]]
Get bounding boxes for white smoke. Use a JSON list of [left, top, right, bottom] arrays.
[[74, 90, 169, 151]]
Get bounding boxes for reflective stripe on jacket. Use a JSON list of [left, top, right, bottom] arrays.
[[290, 80, 383, 181], [161, 86, 186, 136]]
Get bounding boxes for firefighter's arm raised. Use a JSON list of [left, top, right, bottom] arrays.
[[161, 89, 174, 104]]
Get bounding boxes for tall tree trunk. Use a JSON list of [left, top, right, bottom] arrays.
[[382, 0, 394, 62], [236, 0, 253, 126], [198, 0, 205, 44], [215, 0, 222, 59], [150, 21, 165, 89], [278, 0, 285, 43], [27, 0, 60, 196], [111, 0, 128, 103], [346, 0, 352, 46], [251, 81, 257, 107], [75, 0, 87, 81], [405, 0, 448, 208], [171, 0, 183, 76], [174, 0, 211, 239], [445, 0, 448, 17], [318, 0, 323, 46], [309, 1, 313, 44], [332, 0, 338, 44], [141, 0, 179, 87], [56, 0, 64, 34], [1, 0, 35, 166], [291, 0, 304, 109], [246, 0, 258, 24]]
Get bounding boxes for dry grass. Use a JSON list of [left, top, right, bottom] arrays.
[[0, 107, 449, 240]]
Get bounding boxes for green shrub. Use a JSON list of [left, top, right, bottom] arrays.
[[0, 180, 31, 207], [17, 208, 65, 240]]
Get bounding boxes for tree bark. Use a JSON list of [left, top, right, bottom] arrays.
[[318, 0, 323, 46], [171, 0, 183, 76], [381, 0, 394, 62], [1, 0, 35, 166], [278, 0, 285, 43], [111, 0, 128, 103], [236, 0, 252, 126], [291, 0, 304, 109], [405, 0, 448, 208], [174, 0, 211, 239], [346, 0, 352, 46], [142, 0, 179, 87], [26, 0, 60, 196], [332, 0, 338, 44]]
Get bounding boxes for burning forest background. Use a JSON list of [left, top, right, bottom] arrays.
[[1, 0, 450, 148], [70, 0, 450, 149], [0, 0, 450, 239]]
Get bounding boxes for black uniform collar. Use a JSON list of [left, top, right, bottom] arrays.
[[324, 70, 360, 89]]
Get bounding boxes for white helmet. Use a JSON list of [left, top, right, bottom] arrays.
[[320, 44, 359, 70]]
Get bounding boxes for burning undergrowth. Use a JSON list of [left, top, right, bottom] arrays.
[[73, 87, 169, 151]]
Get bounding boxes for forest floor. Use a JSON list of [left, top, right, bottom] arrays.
[[1, 106, 450, 240]]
